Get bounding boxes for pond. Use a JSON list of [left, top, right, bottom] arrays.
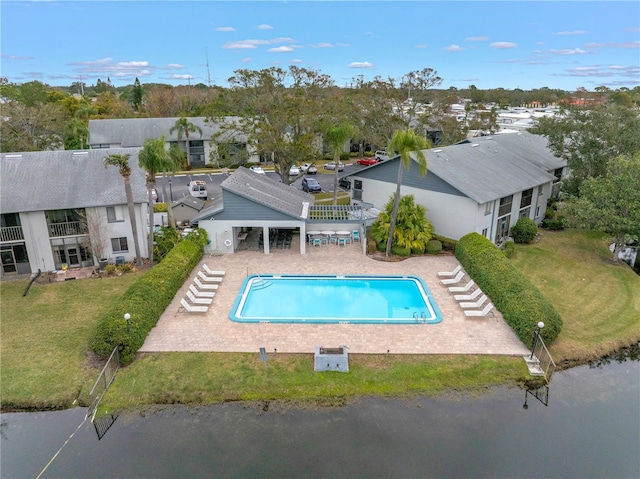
[[2, 352, 638, 479]]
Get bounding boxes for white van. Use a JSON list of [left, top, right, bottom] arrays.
[[188, 180, 208, 200], [375, 150, 390, 161]]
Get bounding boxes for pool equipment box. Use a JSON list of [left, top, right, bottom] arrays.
[[314, 346, 349, 372]]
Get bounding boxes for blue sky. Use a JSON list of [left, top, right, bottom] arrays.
[[2, 1, 639, 91]]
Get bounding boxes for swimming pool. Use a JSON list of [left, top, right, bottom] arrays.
[[230, 275, 442, 324]]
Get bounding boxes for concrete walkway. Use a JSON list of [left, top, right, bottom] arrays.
[[140, 236, 529, 356]]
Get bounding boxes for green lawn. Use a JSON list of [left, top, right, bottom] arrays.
[[2, 228, 638, 412]]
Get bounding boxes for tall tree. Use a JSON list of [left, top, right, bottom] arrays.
[[169, 117, 203, 167], [103, 154, 143, 267], [385, 129, 430, 256], [560, 153, 640, 262], [138, 136, 170, 266], [63, 116, 88, 150], [324, 122, 355, 205], [131, 77, 143, 111]]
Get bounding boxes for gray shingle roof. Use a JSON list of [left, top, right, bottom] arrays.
[[1, 148, 148, 214], [422, 132, 559, 204], [88, 116, 246, 147], [172, 195, 205, 211], [221, 167, 314, 218]]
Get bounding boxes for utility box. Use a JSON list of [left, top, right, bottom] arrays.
[[314, 346, 349, 372]]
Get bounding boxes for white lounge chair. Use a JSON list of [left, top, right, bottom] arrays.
[[194, 277, 219, 291], [180, 298, 208, 313], [197, 271, 224, 283], [186, 290, 213, 305], [454, 288, 482, 302], [440, 271, 464, 285], [464, 303, 494, 317], [448, 279, 475, 293], [189, 284, 215, 298], [438, 264, 462, 277], [203, 264, 225, 276], [460, 294, 489, 309]]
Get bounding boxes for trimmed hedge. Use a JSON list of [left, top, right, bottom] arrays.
[[455, 232, 562, 347], [391, 245, 411, 257], [425, 239, 442, 255], [89, 229, 208, 366], [432, 233, 457, 252]]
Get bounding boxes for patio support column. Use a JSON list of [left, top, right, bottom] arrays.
[[300, 223, 306, 255], [262, 226, 270, 254]]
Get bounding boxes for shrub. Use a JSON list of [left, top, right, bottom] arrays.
[[89, 229, 208, 366], [510, 217, 538, 244], [377, 241, 386, 252], [340, 152, 350, 162], [425, 239, 442, 255], [154, 227, 181, 263], [432, 234, 457, 252], [542, 216, 566, 231], [366, 237, 377, 255], [103, 264, 116, 276], [545, 207, 555, 219], [154, 202, 167, 213], [455, 232, 562, 347], [391, 245, 411, 257], [503, 241, 515, 258], [411, 245, 425, 255]]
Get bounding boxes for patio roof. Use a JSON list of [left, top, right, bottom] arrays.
[[307, 204, 379, 222]]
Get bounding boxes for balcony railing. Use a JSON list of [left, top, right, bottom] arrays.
[[48, 221, 88, 237], [0, 226, 24, 242]]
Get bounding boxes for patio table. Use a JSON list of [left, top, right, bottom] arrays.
[[306, 231, 321, 236]]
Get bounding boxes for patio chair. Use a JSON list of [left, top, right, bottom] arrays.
[[464, 303, 494, 317], [180, 298, 208, 313], [438, 264, 462, 277], [194, 277, 219, 291], [203, 264, 225, 276], [440, 271, 464, 285], [459, 294, 489, 309], [448, 279, 475, 293], [313, 238, 321, 247], [189, 284, 215, 298], [338, 237, 347, 247], [453, 288, 482, 302], [186, 290, 213, 305], [197, 271, 223, 283], [352, 230, 361, 242]]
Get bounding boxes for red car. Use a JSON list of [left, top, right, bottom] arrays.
[[357, 158, 379, 166]]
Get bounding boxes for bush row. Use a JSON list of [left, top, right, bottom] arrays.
[[88, 230, 208, 366], [455, 232, 562, 347]]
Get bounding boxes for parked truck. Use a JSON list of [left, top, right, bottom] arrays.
[[188, 180, 208, 200]]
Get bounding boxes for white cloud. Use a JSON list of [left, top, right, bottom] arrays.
[[443, 44, 463, 52], [348, 61, 374, 69], [554, 30, 588, 35], [466, 36, 488, 42], [309, 42, 333, 48], [257, 24, 273, 30], [585, 41, 640, 49], [268, 46, 295, 53], [222, 37, 295, 49], [216, 26, 236, 32], [490, 42, 517, 49], [240, 58, 252, 63], [290, 59, 303, 64], [549, 48, 591, 55], [1, 53, 34, 60], [165, 64, 184, 69], [172, 74, 193, 80]]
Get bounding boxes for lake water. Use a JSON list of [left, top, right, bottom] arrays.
[[2, 357, 639, 479]]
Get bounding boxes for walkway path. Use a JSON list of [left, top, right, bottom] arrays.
[[140, 239, 529, 356]]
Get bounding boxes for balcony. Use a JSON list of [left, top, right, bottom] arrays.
[[0, 226, 24, 242], [48, 221, 88, 237]]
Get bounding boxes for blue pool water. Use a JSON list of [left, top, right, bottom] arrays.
[[230, 275, 442, 324]]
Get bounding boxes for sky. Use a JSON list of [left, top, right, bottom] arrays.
[[1, 1, 639, 91]]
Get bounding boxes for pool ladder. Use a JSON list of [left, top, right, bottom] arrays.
[[247, 267, 272, 289], [413, 312, 427, 324]]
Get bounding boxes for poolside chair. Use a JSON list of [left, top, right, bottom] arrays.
[[197, 271, 224, 283], [464, 303, 494, 317], [194, 277, 219, 291], [440, 271, 464, 285], [438, 264, 462, 277], [180, 298, 208, 313], [459, 294, 489, 309], [186, 290, 213, 305], [453, 288, 482, 302], [352, 230, 361, 242], [203, 265, 225, 276], [189, 284, 215, 298], [338, 237, 347, 247], [313, 238, 321, 247], [448, 279, 475, 293]]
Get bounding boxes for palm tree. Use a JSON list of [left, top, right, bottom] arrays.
[[103, 154, 143, 267], [324, 123, 355, 205], [138, 136, 170, 266], [169, 117, 203, 167], [385, 129, 430, 256]]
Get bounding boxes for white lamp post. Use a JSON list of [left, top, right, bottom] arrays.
[[529, 321, 545, 360], [124, 313, 131, 332]]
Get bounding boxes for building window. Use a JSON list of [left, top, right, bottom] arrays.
[[106, 206, 124, 223], [554, 168, 563, 181], [519, 207, 530, 219], [520, 188, 533, 208], [484, 201, 492, 215], [498, 195, 513, 217], [535, 206, 541, 218], [353, 180, 363, 201], [111, 237, 129, 253]]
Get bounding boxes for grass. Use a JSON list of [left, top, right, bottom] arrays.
[[2, 228, 638, 412], [510, 229, 640, 364]]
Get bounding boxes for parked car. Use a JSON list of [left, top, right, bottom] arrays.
[[249, 165, 266, 175], [300, 163, 318, 174], [323, 161, 345, 171], [289, 165, 301, 176], [187, 180, 208, 200], [339, 177, 351, 189], [357, 158, 379, 166], [375, 150, 391, 161], [302, 177, 322, 193]]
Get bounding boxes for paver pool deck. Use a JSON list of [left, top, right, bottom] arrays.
[[140, 238, 530, 356]]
